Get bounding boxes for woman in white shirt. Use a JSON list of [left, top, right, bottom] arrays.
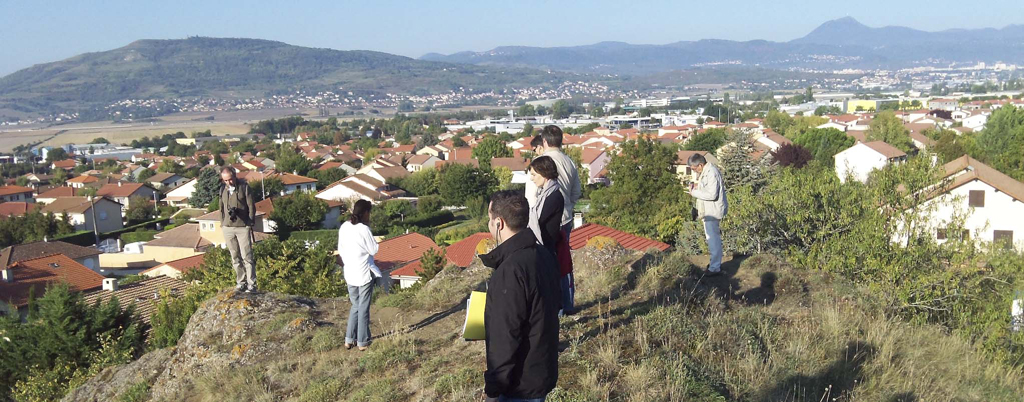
[[338, 199, 381, 350]]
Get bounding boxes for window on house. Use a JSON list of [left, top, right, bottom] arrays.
[[969, 190, 985, 207], [936, 229, 947, 240], [994, 230, 1014, 248]]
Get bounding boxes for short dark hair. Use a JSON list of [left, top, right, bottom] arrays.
[[350, 199, 372, 225], [540, 125, 563, 148], [488, 190, 529, 232], [530, 135, 543, 148], [220, 166, 237, 178], [529, 156, 559, 181], [687, 153, 707, 166]]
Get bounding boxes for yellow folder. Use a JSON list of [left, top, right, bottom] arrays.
[[462, 291, 487, 340]]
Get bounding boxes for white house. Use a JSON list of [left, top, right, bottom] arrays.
[[920, 155, 1024, 250], [962, 113, 989, 132], [834, 141, 907, 183], [163, 178, 198, 207], [405, 154, 441, 172], [755, 132, 793, 152], [277, 173, 318, 195], [316, 175, 391, 204]]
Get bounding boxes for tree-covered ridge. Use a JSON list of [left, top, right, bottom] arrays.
[[0, 37, 577, 115]]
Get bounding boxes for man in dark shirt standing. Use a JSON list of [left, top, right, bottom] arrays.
[[480, 190, 561, 402], [219, 167, 257, 292]]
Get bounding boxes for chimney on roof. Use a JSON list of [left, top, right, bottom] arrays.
[[118, 181, 122, 187], [1, 268, 12, 283], [102, 277, 118, 292]]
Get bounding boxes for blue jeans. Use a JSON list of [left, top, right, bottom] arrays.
[[561, 273, 575, 314], [703, 217, 722, 272], [559, 222, 575, 313], [499, 396, 546, 402], [346, 283, 374, 347]]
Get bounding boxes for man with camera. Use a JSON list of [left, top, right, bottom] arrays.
[[220, 167, 257, 292]]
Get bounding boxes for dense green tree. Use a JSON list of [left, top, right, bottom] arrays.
[[0, 284, 142, 400], [417, 247, 446, 282], [974, 105, 1024, 180], [189, 167, 222, 208], [136, 168, 155, 182], [866, 111, 914, 153], [395, 168, 438, 196], [126, 196, 156, 224], [0, 211, 75, 248], [306, 167, 347, 190], [517, 104, 536, 117], [451, 136, 467, 147], [419, 132, 439, 147], [685, 128, 728, 153], [471, 135, 513, 166], [417, 194, 443, 214], [718, 129, 769, 191], [589, 138, 684, 238], [437, 164, 496, 206], [275, 145, 314, 175], [792, 128, 856, 167], [269, 192, 329, 235], [46, 147, 68, 163], [551, 100, 572, 119]]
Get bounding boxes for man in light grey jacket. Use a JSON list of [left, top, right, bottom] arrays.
[[525, 126, 582, 237], [687, 153, 728, 276]]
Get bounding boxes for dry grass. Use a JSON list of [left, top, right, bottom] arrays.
[[133, 249, 1024, 401]]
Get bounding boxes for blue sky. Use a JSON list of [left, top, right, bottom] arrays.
[[1, 0, 1022, 76]]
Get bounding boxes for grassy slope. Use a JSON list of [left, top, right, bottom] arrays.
[[90, 246, 1023, 402]]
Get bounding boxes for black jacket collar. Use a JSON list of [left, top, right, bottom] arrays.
[[480, 230, 538, 269]]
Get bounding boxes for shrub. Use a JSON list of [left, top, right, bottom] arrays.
[[586, 236, 619, 250]]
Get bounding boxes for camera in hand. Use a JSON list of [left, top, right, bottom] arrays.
[[228, 207, 243, 222]]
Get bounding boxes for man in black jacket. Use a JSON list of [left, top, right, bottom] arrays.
[[480, 190, 561, 402]]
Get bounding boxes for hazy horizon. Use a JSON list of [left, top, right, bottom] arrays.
[[1, 0, 1023, 76]]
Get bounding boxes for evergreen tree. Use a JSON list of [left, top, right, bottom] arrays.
[[189, 167, 221, 208]]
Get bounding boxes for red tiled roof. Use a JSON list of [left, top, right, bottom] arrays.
[[66, 175, 99, 184], [389, 260, 423, 278], [569, 223, 670, 252], [318, 161, 344, 171], [444, 232, 492, 267], [863, 141, 906, 159], [0, 254, 105, 307], [141, 254, 206, 276], [51, 159, 77, 169], [82, 275, 187, 328], [96, 182, 148, 198], [278, 173, 317, 185], [0, 202, 40, 217], [0, 185, 34, 196], [375, 233, 440, 272], [490, 157, 530, 171]]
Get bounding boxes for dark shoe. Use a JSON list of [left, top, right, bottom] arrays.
[[344, 343, 353, 350], [704, 269, 723, 277], [245, 286, 258, 293], [235, 284, 247, 292]]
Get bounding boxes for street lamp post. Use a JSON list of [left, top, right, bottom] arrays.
[[88, 196, 100, 247]]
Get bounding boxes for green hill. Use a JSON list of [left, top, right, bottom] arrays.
[[0, 37, 576, 117], [60, 245, 1024, 402]]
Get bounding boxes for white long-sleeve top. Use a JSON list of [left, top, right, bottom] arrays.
[[337, 221, 382, 287]]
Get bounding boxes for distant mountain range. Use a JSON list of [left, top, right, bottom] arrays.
[[0, 37, 577, 118], [422, 17, 1024, 74]]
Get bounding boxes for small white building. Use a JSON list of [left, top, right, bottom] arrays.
[[163, 178, 198, 207], [920, 155, 1024, 250], [834, 141, 907, 183]]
